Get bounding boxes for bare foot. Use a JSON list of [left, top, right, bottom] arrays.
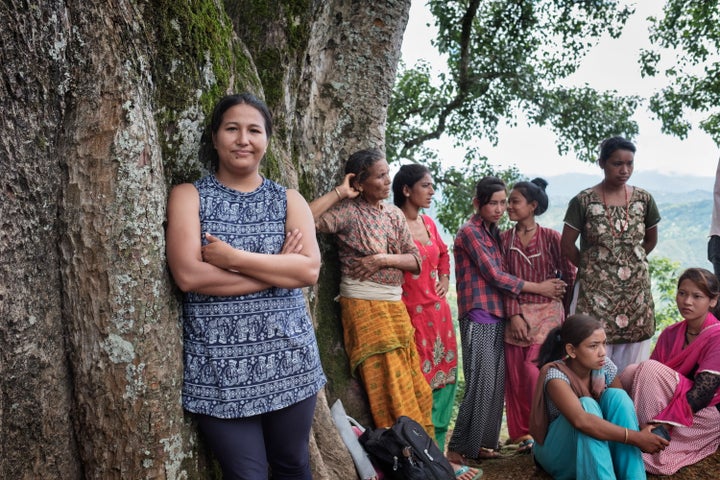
[[446, 450, 466, 465]]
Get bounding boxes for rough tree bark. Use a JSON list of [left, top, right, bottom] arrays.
[[0, 0, 410, 478]]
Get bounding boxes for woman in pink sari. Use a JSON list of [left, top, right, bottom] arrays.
[[621, 267, 720, 475]]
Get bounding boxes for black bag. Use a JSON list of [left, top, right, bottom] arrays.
[[358, 416, 455, 479]]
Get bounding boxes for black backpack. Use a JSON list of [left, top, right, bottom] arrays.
[[358, 416, 455, 479]]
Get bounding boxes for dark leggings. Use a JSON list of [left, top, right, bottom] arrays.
[[195, 395, 317, 480], [709, 235, 720, 280]]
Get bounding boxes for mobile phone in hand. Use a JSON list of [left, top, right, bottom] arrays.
[[651, 424, 671, 442]]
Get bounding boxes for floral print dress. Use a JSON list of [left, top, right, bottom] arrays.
[[563, 187, 661, 344], [401, 215, 457, 390]]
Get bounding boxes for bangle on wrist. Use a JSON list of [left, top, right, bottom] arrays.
[[624, 428, 628, 444], [334, 187, 342, 200]]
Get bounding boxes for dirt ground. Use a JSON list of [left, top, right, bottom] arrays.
[[471, 443, 720, 479]]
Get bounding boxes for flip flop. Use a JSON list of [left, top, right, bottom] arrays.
[[454, 464, 483, 479], [477, 447, 501, 460], [517, 438, 535, 454]]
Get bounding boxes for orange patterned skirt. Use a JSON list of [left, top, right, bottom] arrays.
[[339, 297, 434, 436]]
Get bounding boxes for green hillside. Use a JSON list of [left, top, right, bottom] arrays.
[[431, 173, 715, 273], [540, 192, 713, 271]]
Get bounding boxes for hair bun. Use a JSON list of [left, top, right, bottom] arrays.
[[531, 177, 548, 191]]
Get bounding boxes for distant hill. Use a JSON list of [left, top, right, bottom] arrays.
[[427, 173, 715, 270], [432, 172, 715, 273], [538, 172, 714, 272], [535, 172, 714, 198]]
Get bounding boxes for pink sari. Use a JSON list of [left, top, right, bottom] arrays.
[[620, 312, 720, 475], [650, 312, 720, 425]]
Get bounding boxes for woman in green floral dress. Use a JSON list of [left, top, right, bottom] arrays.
[[560, 136, 661, 374]]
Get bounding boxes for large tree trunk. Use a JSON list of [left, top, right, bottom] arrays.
[[0, 1, 81, 477], [0, 0, 410, 478]]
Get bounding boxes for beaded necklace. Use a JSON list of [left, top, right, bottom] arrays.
[[601, 183, 630, 237]]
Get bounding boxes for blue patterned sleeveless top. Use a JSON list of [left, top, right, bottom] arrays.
[[182, 175, 326, 418]]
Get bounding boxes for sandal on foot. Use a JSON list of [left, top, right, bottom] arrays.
[[454, 464, 483, 479], [477, 447, 501, 460], [517, 438, 535, 454], [506, 435, 532, 446]]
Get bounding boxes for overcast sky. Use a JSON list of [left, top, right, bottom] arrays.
[[401, 1, 719, 178]]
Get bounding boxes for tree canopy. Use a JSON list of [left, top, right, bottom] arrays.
[[387, 0, 643, 233], [641, 0, 720, 144], [387, 0, 720, 234], [390, 0, 643, 161]]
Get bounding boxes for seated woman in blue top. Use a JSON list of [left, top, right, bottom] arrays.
[[529, 314, 668, 480]]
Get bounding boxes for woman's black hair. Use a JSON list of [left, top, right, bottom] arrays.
[[535, 314, 604, 367], [344, 148, 385, 187], [677, 267, 720, 318], [392, 163, 431, 207], [511, 177, 549, 216], [475, 176, 507, 245], [475, 176, 506, 208], [200, 92, 273, 172], [598, 136, 635, 167]]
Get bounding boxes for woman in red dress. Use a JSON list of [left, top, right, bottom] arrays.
[[392, 163, 458, 451]]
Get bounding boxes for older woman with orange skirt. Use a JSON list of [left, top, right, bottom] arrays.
[[310, 148, 433, 435]]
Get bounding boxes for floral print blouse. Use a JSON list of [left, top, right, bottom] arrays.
[[563, 187, 660, 343]]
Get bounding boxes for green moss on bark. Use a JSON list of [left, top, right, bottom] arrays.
[[313, 241, 353, 398], [149, 0, 263, 186], [224, 0, 312, 141]]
